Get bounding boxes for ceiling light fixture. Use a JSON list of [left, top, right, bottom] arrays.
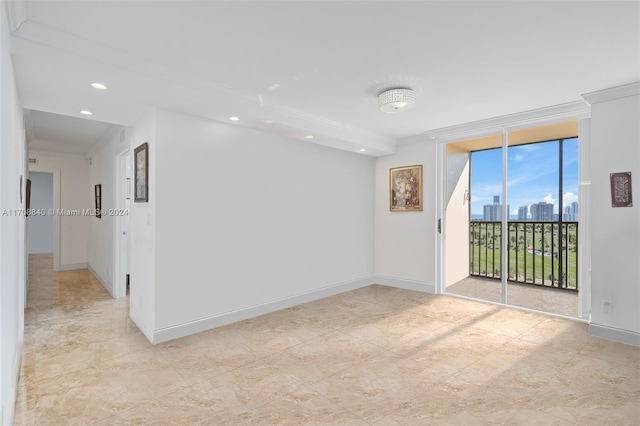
[[305, 135, 314, 139], [378, 88, 416, 113], [359, 148, 366, 152], [90, 83, 108, 90], [229, 116, 240, 121], [80, 110, 93, 115]]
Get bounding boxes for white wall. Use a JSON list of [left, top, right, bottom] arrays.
[[149, 109, 375, 336], [29, 153, 90, 270], [0, 3, 27, 424], [27, 171, 54, 253], [444, 145, 470, 287], [128, 110, 156, 341], [588, 90, 640, 345], [375, 139, 437, 291]]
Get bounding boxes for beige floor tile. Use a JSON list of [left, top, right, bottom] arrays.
[[14, 253, 640, 425]]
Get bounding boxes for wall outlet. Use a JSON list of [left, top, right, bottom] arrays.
[[602, 300, 613, 314]]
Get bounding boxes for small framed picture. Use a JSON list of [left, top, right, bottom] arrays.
[[610, 171, 632, 207], [134, 142, 149, 203], [95, 184, 102, 218], [390, 165, 423, 211]]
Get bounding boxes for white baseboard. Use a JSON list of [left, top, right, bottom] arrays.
[[152, 275, 375, 344], [589, 323, 640, 347], [60, 262, 88, 271], [87, 264, 113, 297], [130, 307, 155, 343], [374, 274, 436, 294]]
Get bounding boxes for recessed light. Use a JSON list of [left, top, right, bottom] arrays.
[[80, 110, 93, 116], [305, 135, 314, 139], [229, 116, 240, 121], [359, 148, 366, 152], [90, 83, 108, 90], [263, 120, 274, 124]]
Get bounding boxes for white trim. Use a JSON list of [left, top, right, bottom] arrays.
[[589, 324, 640, 347], [582, 82, 640, 105], [112, 148, 131, 299], [130, 307, 155, 344], [88, 264, 113, 296], [60, 262, 88, 271], [374, 275, 436, 294], [4, 0, 26, 34], [422, 101, 590, 143], [578, 118, 591, 320], [152, 276, 375, 344]]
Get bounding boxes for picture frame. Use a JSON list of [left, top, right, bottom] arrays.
[[134, 142, 149, 203], [390, 165, 423, 211], [94, 184, 102, 218], [25, 178, 31, 216], [610, 171, 632, 207]]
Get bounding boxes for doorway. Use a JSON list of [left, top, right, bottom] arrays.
[[442, 121, 587, 319], [113, 150, 131, 298]]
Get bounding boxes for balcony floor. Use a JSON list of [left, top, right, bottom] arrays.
[[447, 276, 578, 318]]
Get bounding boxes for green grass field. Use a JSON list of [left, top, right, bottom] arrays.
[[470, 222, 578, 290]]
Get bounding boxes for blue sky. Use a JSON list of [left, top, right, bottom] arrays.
[[470, 138, 579, 217]]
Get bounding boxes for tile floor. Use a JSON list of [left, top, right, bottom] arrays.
[[14, 254, 640, 425], [447, 276, 579, 318]]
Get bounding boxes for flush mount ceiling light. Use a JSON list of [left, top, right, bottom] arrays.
[[90, 82, 108, 90], [378, 88, 416, 113], [79, 110, 93, 116], [229, 116, 240, 121]]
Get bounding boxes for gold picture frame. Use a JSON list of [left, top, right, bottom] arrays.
[[390, 165, 423, 211]]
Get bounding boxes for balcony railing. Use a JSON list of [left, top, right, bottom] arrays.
[[470, 221, 578, 291]]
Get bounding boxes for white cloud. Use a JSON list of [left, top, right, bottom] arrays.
[[543, 194, 555, 205], [563, 191, 578, 205]]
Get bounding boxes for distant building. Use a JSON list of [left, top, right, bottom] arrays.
[[563, 201, 579, 221], [518, 205, 528, 220], [483, 195, 509, 221], [530, 202, 554, 221]]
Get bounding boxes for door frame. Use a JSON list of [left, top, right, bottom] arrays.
[[113, 148, 131, 299], [27, 166, 61, 272]]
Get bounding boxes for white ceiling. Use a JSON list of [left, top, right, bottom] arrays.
[[8, 1, 640, 156]]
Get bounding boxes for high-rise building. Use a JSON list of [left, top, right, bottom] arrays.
[[530, 202, 554, 221], [518, 205, 528, 220], [563, 201, 579, 221], [483, 195, 509, 221]]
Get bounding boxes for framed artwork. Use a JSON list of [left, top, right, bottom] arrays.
[[134, 142, 149, 203], [95, 184, 102, 218], [610, 171, 632, 207], [390, 165, 423, 211], [25, 178, 31, 216]]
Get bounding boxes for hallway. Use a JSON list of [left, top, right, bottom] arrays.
[[14, 254, 640, 424]]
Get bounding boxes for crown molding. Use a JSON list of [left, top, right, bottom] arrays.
[[11, 20, 396, 155], [5, 0, 27, 34], [581, 82, 640, 105], [421, 101, 590, 143], [86, 124, 125, 159]]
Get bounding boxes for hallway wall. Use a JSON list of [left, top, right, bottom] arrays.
[[28, 153, 90, 270], [0, 3, 27, 424]]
